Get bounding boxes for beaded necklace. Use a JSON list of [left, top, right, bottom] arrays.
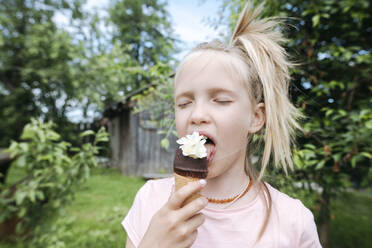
[[206, 176, 252, 205]]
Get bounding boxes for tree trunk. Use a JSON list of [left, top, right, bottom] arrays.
[[0, 149, 13, 184], [319, 190, 330, 247]]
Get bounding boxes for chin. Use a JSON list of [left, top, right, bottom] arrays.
[[205, 161, 226, 180], [206, 162, 217, 179]]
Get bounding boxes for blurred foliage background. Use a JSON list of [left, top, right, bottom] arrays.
[[0, 0, 177, 147], [0, 0, 371, 247], [217, 1, 372, 247]]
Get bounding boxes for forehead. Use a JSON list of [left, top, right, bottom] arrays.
[[175, 51, 248, 93]]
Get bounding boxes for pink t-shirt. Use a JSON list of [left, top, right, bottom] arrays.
[[122, 177, 322, 248]]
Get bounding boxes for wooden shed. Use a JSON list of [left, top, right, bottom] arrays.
[[104, 90, 176, 177]]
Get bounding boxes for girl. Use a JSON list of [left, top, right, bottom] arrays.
[[122, 2, 322, 248]]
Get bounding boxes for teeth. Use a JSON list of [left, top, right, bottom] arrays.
[[200, 133, 214, 145]]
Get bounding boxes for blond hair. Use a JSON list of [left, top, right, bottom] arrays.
[[175, 1, 303, 243]]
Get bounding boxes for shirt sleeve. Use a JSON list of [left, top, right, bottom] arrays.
[[121, 181, 150, 248], [298, 203, 323, 248]]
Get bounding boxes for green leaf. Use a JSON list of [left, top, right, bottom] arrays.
[[53, 200, 61, 208], [160, 138, 170, 150], [360, 152, 372, 159], [351, 156, 358, 168], [20, 124, 34, 140], [325, 109, 334, 117], [338, 110, 347, 116], [315, 160, 326, 170], [332, 153, 341, 163], [18, 208, 27, 218], [95, 128, 109, 143], [55, 166, 63, 174], [47, 130, 61, 141], [29, 191, 36, 203], [15, 191, 27, 205], [365, 120, 372, 129], [36, 191, 45, 201], [38, 154, 53, 162], [304, 144, 316, 150], [360, 109, 370, 118], [16, 155, 27, 168], [293, 153, 303, 169], [70, 147, 81, 152], [80, 130, 95, 137], [312, 15, 320, 27]]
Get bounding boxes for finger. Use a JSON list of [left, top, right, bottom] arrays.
[[186, 213, 206, 230], [168, 179, 207, 210], [168, 185, 175, 201], [181, 230, 198, 248], [177, 197, 208, 221]]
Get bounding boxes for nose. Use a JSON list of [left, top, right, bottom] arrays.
[[190, 101, 210, 126]]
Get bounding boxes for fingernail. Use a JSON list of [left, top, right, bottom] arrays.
[[199, 179, 207, 186]]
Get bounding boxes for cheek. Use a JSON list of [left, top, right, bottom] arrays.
[[175, 110, 187, 137], [217, 108, 251, 146], [221, 120, 249, 144]]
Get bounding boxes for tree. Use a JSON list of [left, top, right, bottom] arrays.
[[108, 0, 177, 91], [216, 0, 372, 247], [0, 0, 87, 146]]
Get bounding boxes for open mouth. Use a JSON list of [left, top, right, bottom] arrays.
[[199, 132, 216, 163], [205, 137, 214, 145]]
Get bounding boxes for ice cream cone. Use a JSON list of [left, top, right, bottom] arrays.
[[174, 173, 202, 206]]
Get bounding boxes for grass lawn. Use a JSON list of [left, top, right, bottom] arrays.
[[61, 167, 146, 247], [1, 165, 371, 247], [0, 166, 146, 248], [329, 190, 372, 248]]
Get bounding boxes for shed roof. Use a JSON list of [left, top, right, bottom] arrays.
[[103, 83, 156, 119]]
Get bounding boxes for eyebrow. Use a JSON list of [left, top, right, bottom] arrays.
[[207, 87, 237, 97], [175, 87, 237, 101]]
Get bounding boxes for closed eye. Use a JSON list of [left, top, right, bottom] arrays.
[[177, 102, 191, 108], [214, 99, 232, 105]]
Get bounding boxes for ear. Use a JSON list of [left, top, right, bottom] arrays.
[[248, 103, 265, 133]]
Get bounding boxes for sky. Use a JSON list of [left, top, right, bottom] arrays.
[[166, 0, 222, 57], [85, 0, 222, 57]]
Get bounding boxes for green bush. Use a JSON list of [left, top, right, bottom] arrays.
[[0, 118, 108, 246]]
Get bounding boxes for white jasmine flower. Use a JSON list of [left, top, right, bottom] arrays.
[[176, 131, 207, 159]]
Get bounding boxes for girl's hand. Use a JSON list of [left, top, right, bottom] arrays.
[[138, 180, 208, 248]]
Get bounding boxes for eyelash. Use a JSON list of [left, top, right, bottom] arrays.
[[177, 99, 232, 108], [214, 99, 232, 104], [177, 102, 191, 108]]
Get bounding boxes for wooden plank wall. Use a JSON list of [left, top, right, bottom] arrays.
[[109, 110, 177, 177], [133, 111, 177, 176], [108, 117, 120, 168]]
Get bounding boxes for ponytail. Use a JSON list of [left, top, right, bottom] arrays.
[[229, 2, 303, 243], [230, 2, 303, 179]]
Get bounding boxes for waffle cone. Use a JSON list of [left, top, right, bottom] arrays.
[[174, 173, 202, 206]]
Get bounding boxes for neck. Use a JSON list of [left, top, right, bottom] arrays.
[[201, 154, 249, 200], [200, 149, 261, 209]]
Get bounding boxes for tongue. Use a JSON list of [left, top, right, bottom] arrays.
[[205, 144, 216, 162]]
